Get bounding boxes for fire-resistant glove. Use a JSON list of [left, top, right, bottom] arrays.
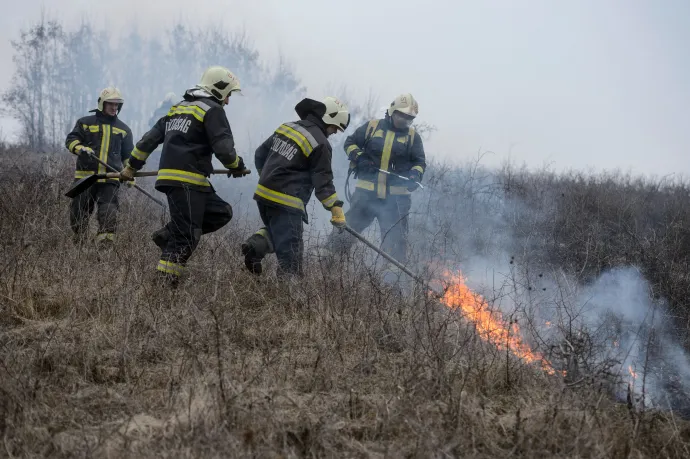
[[227, 155, 247, 177], [356, 157, 377, 175], [406, 169, 423, 192], [74, 145, 95, 160], [330, 206, 346, 229], [119, 165, 137, 182]]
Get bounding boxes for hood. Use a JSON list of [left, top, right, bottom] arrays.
[[295, 98, 329, 134], [295, 98, 326, 121]]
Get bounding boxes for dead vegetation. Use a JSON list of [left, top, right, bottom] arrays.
[[1, 147, 690, 458]]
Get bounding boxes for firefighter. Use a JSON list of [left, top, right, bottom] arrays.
[[241, 96, 350, 277], [65, 87, 134, 246], [328, 93, 426, 264], [119, 66, 247, 286]]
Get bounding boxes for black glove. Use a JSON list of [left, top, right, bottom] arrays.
[[356, 157, 377, 175], [407, 169, 422, 191], [74, 145, 95, 160], [227, 156, 246, 177]]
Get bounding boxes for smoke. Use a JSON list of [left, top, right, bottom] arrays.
[[7, 10, 690, 417]]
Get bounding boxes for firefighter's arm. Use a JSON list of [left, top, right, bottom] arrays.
[[65, 119, 91, 155], [310, 144, 342, 211], [204, 106, 241, 169], [408, 131, 426, 178], [343, 122, 369, 161], [126, 117, 165, 170], [254, 134, 273, 175]]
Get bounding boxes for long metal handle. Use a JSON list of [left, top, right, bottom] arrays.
[[343, 225, 442, 298], [88, 153, 166, 208], [377, 168, 424, 189]]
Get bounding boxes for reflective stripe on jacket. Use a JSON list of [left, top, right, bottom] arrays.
[[127, 90, 240, 192], [65, 111, 133, 183], [344, 117, 426, 199], [253, 115, 340, 222]]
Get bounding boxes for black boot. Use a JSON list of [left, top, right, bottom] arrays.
[[241, 242, 263, 275]]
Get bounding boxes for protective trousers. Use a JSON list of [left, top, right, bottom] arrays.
[[69, 182, 119, 243], [243, 202, 304, 277], [330, 189, 411, 264], [156, 185, 233, 279]]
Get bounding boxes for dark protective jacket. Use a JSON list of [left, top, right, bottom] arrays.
[[253, 98, 341, 223], [65, 110, 133, 183], [126, 89, 240, 192], [344, 116, 426, 199]]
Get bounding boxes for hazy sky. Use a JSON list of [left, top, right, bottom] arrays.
[[1, 0, 689, 177]]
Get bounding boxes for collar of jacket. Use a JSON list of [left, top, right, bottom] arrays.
[[88, 109, 118, 123], [183, 89, 221, 108], [185, 88, 218, 102]]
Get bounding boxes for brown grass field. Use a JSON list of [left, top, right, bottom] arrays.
[[1, 146, 690, 458]]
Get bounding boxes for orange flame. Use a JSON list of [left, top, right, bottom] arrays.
[[628, 365, 637, 380], [440, 271, 562, 376]]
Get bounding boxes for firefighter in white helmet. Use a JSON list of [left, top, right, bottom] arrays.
[[241, 96, 349, 277], [119, 66, 248, 287], [328, 93, 426, 264], [65, 86, 134, 246]]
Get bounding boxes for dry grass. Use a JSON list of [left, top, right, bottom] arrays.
[[1, 148, 690, 458]]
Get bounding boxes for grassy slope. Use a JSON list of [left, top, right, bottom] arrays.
[[1, 149, 689, 458]]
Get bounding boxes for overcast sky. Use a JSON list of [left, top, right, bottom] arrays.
[[1, 0, 689, 177]]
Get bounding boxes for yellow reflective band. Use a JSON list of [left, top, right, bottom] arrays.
[[390, 186, 411, 196], [365, 120, 380, 141], [408, 127, 416, 146], [276, 125, 313, 157], [112, 127, 127, 136], [377, 131, 395, 199], [98, 124, 111, 178], [167, 106, 205, 122], [226, 156, 240, 169], [157, 169, 210, 187], [157, 260, 185, 276], [82, 124, 100, 133], [321, 193, 338, 208], [255, 184, 305, 211], [75, 170, 96, 179], [346, 144, 359, 155], [355, 180, 375, 191], [411, 165, 424, 174], [96, 233, 115, 242], [131, 147, 150, 161], [68, 140, 80, 153]]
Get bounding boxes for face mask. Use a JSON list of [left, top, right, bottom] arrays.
[[392, 113, 414, 129]]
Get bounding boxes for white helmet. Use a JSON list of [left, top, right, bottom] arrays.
[[196, 66, 242, 101], [97, 87, 124, 112], [387, 93, 419, 118], [321, 96, 350, 132]]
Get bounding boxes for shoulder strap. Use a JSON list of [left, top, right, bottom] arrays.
[[365, 119, 380, 141]]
